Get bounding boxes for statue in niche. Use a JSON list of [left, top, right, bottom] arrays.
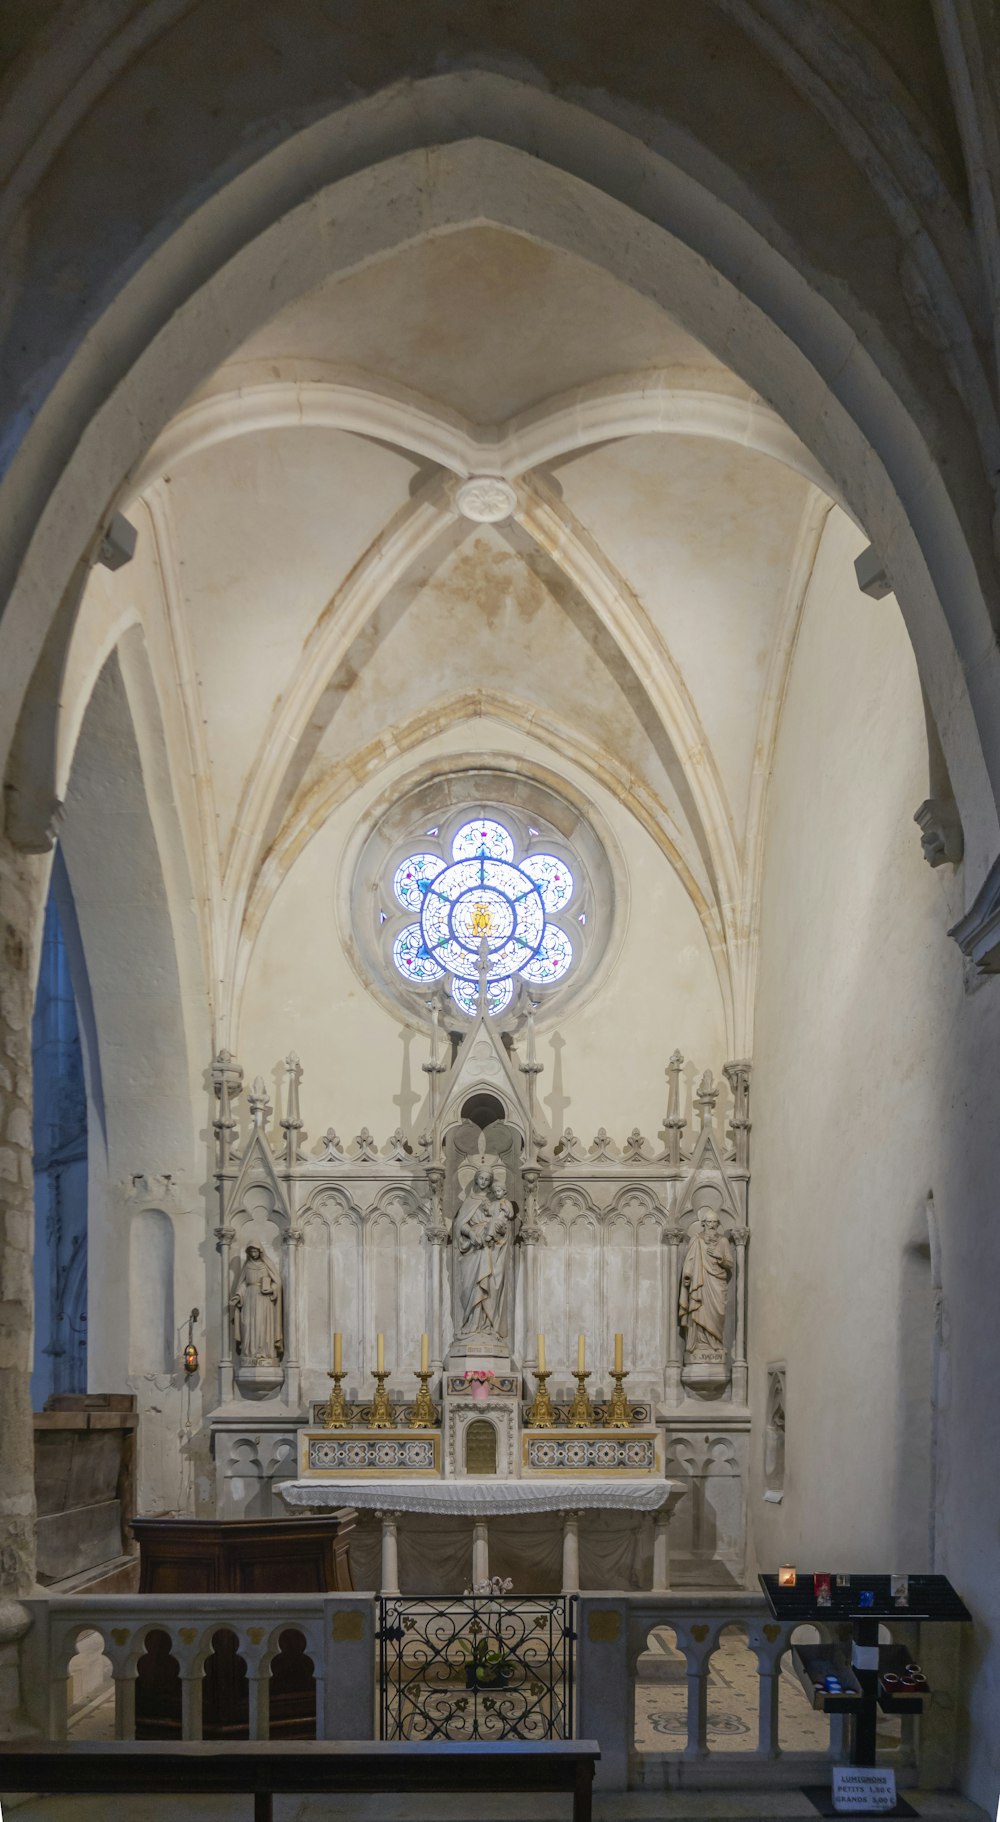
[[230, 1244, 284, 1367], [679, 1212, 733, 1359], [454, 1166, 514, 1346]]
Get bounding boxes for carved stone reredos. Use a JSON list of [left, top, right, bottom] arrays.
[[435, 1006, 530, 1136]]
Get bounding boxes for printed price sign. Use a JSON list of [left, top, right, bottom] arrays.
[[833, 1766, 897, 1812]]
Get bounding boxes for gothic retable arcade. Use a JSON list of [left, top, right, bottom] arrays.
[[209, 811, 752, 1595]]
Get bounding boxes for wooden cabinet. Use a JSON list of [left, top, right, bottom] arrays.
[[132, 1513, 355, 1738]]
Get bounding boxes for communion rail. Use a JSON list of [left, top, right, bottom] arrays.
[[11, 1591, 960, 1793]]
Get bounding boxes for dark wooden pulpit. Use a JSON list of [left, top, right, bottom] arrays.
[[132, 1513, 355, 1738]]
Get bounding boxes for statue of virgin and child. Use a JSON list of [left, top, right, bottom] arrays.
[[453, 1164, 515, 1348]]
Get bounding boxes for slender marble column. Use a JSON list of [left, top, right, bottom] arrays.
[[180, 1671, 204, 1741], [755, 1658, 781, 1757], [663, 1223, 685, 1405], [472, 1519, 490, 1586], [282, 1230, 303, 1409], [520, 1165, 542, 1351], [685, 1659, 709, 1758], [48, 1671, 70, 1739], [379, 1511, 401, 1596], [425, 1165, 447, 1371], [652, 1509, 671, 1591], [561, 1512, 581, 1594], [731, 1226, 749, 1405], [247, 1665, 271, 1740], [215, 1226, 236, 1403], [113, 1674, 136, 1742]]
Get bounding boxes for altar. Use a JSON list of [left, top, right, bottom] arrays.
[[280, 1476, 683, 1595]]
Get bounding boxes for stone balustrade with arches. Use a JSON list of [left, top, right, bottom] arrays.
[[11, 1590, 961, 1796], [17, 1594, 373, 1746]]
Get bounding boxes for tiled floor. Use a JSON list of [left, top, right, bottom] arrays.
[[633, 1626, 902, 1756]]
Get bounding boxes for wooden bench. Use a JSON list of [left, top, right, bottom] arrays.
[[0, 1737, 600, 1821]]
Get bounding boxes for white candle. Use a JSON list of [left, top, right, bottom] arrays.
[[377, 1331, 385, 1374], [577, 1332, 586, 1374], [537, 1332, 546, 1373], [420, 1332, 429, 1373], [614, 1332, 624, 1374], [333, 1331, 342, 1376], [527, 1003, 537, 1065]]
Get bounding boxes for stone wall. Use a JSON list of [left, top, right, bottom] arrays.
[[0, 829, 43, 1599], [750, 508, 1000, 1801]]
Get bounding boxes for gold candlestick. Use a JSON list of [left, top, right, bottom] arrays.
[[525, 1367, 556, 1429], [568, 1369, 594, 1428], [324, 1369, 349, 1429], [605, 1367, 634, 1429], [409, 1369, 439, 1428], [369, 1368, 394, 1429]]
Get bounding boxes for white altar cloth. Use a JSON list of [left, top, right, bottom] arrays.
[[280, 1477, 679, 1515]]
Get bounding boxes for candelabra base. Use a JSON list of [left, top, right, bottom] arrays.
[[369, 1369, 394, 1429], [409, 1370, 439, 1428], [605, 1369, 635, 1429], [568, 1369, 594, 1428], [324, 1370, 349, 1429], [525, 1368, 556, 1428]]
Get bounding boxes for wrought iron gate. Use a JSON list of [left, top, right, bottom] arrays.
[[378, 1594, 576, 1740]]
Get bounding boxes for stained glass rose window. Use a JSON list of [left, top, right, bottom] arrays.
[[389, 816, 577, 1017]]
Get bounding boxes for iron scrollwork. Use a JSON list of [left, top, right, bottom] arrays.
[[379, 1594, 576, 1740]]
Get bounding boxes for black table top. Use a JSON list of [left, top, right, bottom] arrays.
[[759, 1573, 971, 1624]]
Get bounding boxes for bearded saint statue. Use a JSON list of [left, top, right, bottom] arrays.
[[679, 1213, 733, 1358]]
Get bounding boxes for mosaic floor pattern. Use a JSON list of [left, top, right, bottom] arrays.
[[634, 1626, 902, 1755]]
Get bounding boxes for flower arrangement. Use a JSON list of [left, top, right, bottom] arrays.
[[460, 1577, 516, 1686], [464, 1368, 497, 1403]]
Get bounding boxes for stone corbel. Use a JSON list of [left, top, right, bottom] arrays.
[[950, 851, 1000, 972], [915, 797, 963, 868]]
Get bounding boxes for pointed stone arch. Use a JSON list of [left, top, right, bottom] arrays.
[[4, 87, 998, 891]]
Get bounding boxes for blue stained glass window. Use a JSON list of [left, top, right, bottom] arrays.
[[451, 976, 514, 1018], [389, 816, 578, 1015], [520, 853, 575, 914], [392, 924, 446, 982], [451, 818, 516, 863], [519, 923, 574, 984], [393, 852, 445, 910]]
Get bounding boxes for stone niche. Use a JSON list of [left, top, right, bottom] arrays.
[[663, 1424, 749, 1585]]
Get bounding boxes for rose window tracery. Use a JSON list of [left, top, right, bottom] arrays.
[[389, 816, 579, 1018]]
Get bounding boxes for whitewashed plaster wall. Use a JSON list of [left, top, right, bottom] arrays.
[[749, 508, 1000, 1800], [58, 652, 211, 1516], [237, 717, 727, 1142]]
